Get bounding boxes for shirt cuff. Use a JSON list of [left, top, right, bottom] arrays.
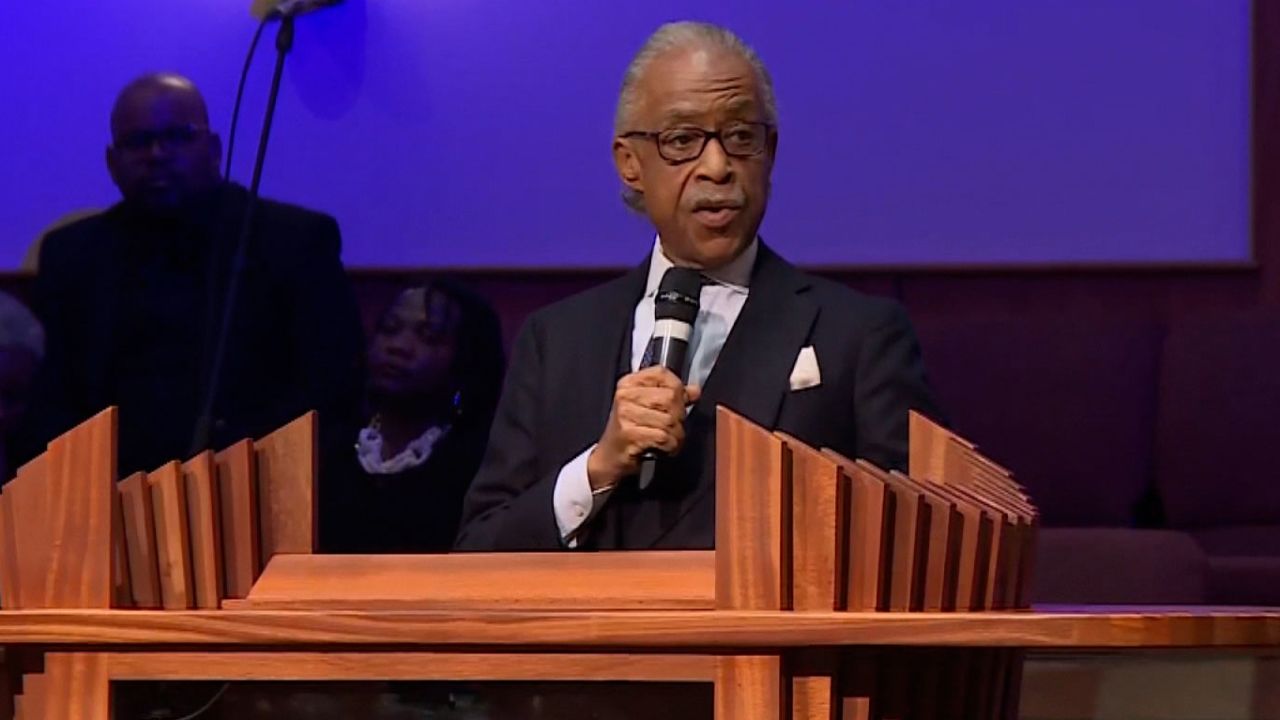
[[553, 444, 612, 546]]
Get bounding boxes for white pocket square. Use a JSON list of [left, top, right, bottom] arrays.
[[789, 346, 822, 391]]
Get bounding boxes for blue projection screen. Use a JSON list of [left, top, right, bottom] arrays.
[[0, 1, 1251, 268]]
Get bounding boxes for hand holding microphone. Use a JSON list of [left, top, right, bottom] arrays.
[[587, 367, 701, 492], [587, 267, 703, 493]]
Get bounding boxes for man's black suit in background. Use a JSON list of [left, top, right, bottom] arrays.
[[23, 182, 365, 477], [455, 244, 941, 550]]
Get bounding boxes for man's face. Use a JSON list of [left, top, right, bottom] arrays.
[[613, 46, 776, 269], [106, 84, 222, 214]]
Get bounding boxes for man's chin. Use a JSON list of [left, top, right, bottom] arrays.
[[687, 232, 752, 268]]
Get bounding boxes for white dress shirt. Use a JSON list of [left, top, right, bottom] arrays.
[[552, 237, 757, 543]]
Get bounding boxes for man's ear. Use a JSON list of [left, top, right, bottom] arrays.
[[612, 137, 644, 195]]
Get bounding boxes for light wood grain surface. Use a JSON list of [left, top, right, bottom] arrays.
[[229, 551, 716, 610], [0, 608, 1272, 648]]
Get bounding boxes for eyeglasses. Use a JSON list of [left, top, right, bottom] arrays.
[[113, 124, 209, 153], [620, 122, 773, 164]]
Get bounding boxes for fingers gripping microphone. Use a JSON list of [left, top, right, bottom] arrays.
[[637, 267, 702, 490]]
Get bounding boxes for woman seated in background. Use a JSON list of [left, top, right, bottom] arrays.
[[322, 277, 505, 553]]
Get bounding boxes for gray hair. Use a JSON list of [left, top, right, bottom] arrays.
[[0, 292, 44, 360], [615, 22, 778, 212]]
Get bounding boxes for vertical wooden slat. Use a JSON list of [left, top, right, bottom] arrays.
[[182, 451, 223, 609], [215, 440, 260, 600], [149, 462, 193, 609], [255, 412, 318, 566], [19, 674, 42, 720], [893, 472, 960, 612], [43, 654, 109, 720], [881, 474, 928, 611], [111, 487, 130, 608], [8, 457, 47, 608], [842, 696, 871, 720], [790, 650, 838, 720], [824, 452, 891, 611], [42, 408, 117, 609], [931, 483, 989, 612], [0, 492, 20, 609], [119, 474, 161, 609], [780, 434, 847, 611], [716, 656, 782, 720], [716, 407, 790, 611]]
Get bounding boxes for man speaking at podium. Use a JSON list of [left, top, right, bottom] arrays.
[[456, 22, 939, 551]]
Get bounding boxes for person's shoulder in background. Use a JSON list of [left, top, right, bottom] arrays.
[[31, 207, 114, 275]]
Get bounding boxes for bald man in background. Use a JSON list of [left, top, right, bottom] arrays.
[[21, 73, 364, 481]]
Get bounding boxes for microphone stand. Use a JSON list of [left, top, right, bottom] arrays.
[[189, 13, 297, 454]]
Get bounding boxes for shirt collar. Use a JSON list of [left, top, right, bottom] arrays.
[[643, 236, 758, 298]]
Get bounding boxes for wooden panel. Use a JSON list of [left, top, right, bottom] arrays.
[[19, 675, 42, 720], [931, 483, 992, 612], [0, 607, 1276, 648], [148, 462, 193, 610], [230, 551, 716, 610], [254, 412, 317, 565], [43, 653, 108, 720], [891, 471, 961, 612], [909, 409, 948, 483], [41, 408, 117, 609], [790, 650, 838, 720], [182, 452, 223, 609], [8, 457, 48, 609], [881, 473, 928, 611], [118, 474, 160, 609], [215, 440, 259, 600], [841, 697, 871, 720], [716, 407, 790, 611], [111, 487, 129, 608], [0, 493, 20, 609], [837, 459, 891, 611], [921, 481, 978, 611], [715, 656, 781, 720], [105, 652, 714, 681], [780, 434, 847, 611]]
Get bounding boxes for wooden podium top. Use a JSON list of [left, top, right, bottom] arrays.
[[0, 606, 1274, 649]]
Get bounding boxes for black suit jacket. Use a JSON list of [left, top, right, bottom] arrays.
[[455, 244, 941, 551], [22, 183, 364, 476]]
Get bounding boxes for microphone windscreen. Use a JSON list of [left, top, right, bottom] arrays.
[[654, 267, 702, 324]]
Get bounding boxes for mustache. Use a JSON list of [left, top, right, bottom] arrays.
[[687, 190, 746, 211]]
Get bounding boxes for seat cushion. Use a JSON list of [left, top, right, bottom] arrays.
[[1193, 525, 1280, 557], [1031, 528, 1207, 605], [1204, 556, 1280, 606]]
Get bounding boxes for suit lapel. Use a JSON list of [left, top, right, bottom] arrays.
[[697, 243, 818, 428]]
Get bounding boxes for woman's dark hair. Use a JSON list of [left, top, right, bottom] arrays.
[[371, 276, 506, 437]]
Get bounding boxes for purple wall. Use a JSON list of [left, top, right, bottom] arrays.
[[0, 1, 1251, 269]]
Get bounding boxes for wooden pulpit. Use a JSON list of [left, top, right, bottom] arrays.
[[0, 406, 1276, 719]]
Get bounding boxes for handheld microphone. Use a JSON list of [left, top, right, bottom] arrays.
[[637, 267, 702, 490], [251, 0, 343, 20]]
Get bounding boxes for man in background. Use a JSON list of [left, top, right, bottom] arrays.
[[456, 22, 940, 551], [0, 293, 44, 483], [24, 73, 364, 477]]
